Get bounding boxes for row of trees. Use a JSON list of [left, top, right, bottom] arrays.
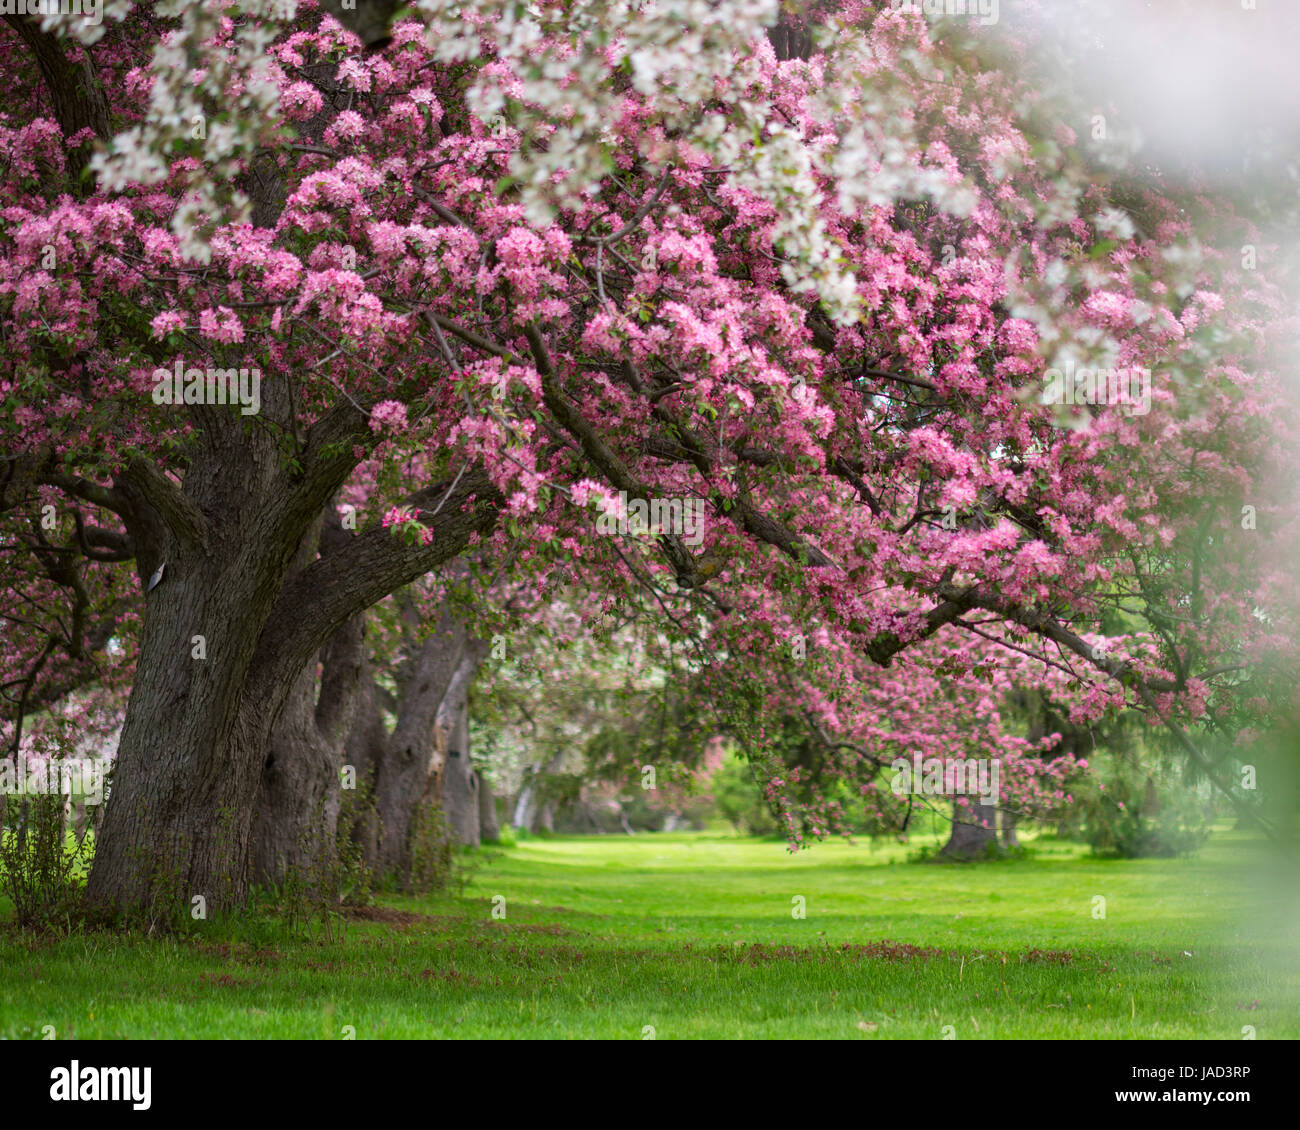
[[1, 0, 1296, 915]]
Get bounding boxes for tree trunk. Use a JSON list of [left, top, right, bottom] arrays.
[[537, 801, 556, 834], [477, 771, 500, 842], [1000, 807, 1020, 848], [251, 663, 322, 885], [509, 749, 564, 833], [368, 612, 467, 880], [436, 645, 487, 846], [85, 444, 499, 914], [512, 782, 537, 831], [940, 799, 999, 860], [73, 24, 501, 916], [249, 511, 364, 888], [250, 606, 364, 888], [85, 548, 281, 914], [441, 752, 478, 845], [342, 657, 388, 869]]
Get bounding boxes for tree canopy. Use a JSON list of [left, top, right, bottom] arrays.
[[1, 0, 1295, 909]]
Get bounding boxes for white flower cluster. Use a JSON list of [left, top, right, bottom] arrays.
[[813, 30, 977, 221], [416, 0, 874, 320], [34, 0, 1147, 335], [64, 0, 295, 262]]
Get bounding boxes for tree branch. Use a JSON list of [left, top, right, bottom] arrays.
[[122, 456, 208, 555]]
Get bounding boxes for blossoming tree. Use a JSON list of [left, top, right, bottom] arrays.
[[1, 0, 1293, 910]]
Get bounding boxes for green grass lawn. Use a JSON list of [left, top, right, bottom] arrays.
[[1, 826, 1296, 1039]]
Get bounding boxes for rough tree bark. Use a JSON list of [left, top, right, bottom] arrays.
[[434, 641, 488, 846], [83, 437, 499, 913], [343, 607, 470, 882], [250, 547, 365, 884], [250, 510, 365, 887]]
